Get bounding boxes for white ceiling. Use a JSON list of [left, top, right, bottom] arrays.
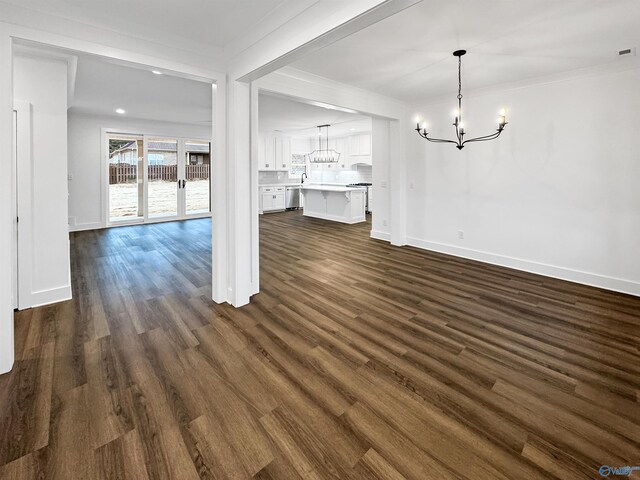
[[259, 93, 371, 137], [290, 0, 640, 102], [1, 0, 297, 53], [69, 53, 212, 125]]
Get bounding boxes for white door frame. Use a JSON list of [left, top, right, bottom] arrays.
[[103, 129, 213, 228], [0, 26, 229, 376], [13, 100, 33, 311]]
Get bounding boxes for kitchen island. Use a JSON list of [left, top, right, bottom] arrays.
[[300, 185, 366, 224]]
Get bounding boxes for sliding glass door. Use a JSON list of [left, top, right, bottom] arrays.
[[107, 133, 211, 226]]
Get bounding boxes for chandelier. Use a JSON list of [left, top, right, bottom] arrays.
[[306, 124, 341, 163], [415, 50, 507, 150]]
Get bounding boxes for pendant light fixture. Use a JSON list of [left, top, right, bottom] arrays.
[[415, 50, 508, 150], [306, 124, 341, 163]]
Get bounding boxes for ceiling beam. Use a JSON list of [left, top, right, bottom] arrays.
[[232, 0, 422, 82]]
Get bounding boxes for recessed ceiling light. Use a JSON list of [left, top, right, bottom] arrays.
[[151, 70, 163, 75], [115, 108, 126, 114], [350, 128, 356, 131]]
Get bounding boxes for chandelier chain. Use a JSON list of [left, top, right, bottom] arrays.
[[457, 56, 462, 101]]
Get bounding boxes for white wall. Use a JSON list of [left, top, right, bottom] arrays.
[[14, 54, 72, 307], [407, 66, 640, 295], [67, 112, 211, 230]]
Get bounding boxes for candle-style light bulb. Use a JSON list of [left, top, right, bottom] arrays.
[[453, 108, 460, 124], [499, 108, 507, 125], [458, 122, 465, 134]]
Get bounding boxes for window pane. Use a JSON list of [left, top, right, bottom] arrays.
[[185, 140, 210, 215], [108, 134, 143, 222], [148, 137, 178, 218]]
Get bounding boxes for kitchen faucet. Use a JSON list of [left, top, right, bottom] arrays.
[[301, 172, 308, 184]]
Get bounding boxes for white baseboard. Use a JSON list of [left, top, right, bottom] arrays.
[[29, 285, 72, 308], [370, 230, 391, 241], [69, 221, 103, 232], [406, 237, 640, 297]]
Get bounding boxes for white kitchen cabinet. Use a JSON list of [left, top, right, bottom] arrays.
[[260, 186, 286, 213], [259, 135, 275, 170], [259, 133, 292, 171], [279, 136, 291, 171], [348, 133, 372, 167], [349, 133, 371, 156]]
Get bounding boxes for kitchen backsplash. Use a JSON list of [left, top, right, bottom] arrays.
[[259, 165, 372, 185]]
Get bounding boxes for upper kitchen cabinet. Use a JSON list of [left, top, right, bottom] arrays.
[[348, 133, 372, 166], [259, 132, 292, 171], [334, 137, 348, 169]]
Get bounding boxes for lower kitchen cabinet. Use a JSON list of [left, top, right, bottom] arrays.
[[260, 186, 286, 213]]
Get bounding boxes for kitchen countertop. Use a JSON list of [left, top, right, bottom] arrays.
[[259, 183, 302, 188], [300, 185, 364, 192]]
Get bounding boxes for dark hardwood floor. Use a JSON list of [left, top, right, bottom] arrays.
[[1, 211, 639, 479]]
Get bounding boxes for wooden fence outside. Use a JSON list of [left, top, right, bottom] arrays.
[[185, 164, 209, 180], [109, 164, 210, 184]]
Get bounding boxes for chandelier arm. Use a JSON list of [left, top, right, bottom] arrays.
[[416, 129, 463, 146], [422, 135, 460, 145], [416, 130, 456, 144], [461, 130, 503, 146]]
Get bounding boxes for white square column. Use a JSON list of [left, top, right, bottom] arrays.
[[218, 79, 254, 307], [0, 30, 15, 374]]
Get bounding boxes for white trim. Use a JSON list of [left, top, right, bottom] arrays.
[[370, 230, 391, 242], [14, 100, 34, 311], [69, 221, 103, 232], [0, 30, 13, 374], [250, 83, 260, 296], [211, 81, 227, 304], [29, 285, 72, 308], [406, 237, 640, 298]]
